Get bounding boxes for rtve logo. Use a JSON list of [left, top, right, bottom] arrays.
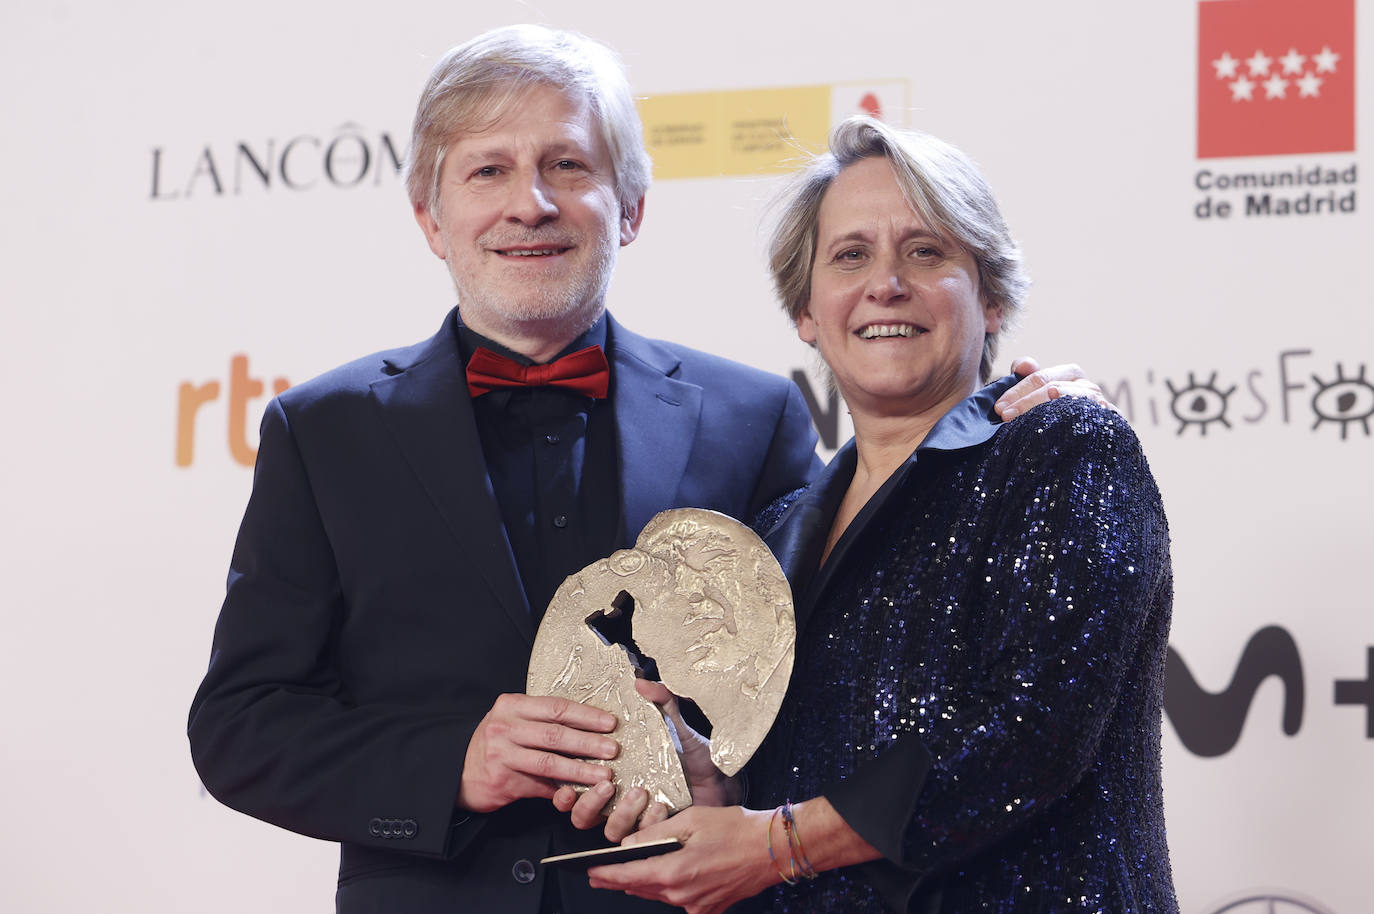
[[176, 355, 289, 467]]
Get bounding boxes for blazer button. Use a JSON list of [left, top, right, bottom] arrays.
[[511, 859, 536, 884], [368, 818, 382, 837], [402, 819, 418, 838]]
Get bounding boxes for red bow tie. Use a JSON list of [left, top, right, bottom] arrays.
[[466, 345, 610, 399]]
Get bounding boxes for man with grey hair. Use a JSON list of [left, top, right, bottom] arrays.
[[189, 23, 1094, 914]]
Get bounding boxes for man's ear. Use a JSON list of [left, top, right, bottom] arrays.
[[414, 203, 447, 260], [620, 196, 646, 246]]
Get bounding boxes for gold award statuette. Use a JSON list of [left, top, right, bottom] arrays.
[[526, 508, 795, 817]]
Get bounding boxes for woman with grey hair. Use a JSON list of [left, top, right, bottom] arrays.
[[586, 117, 1178, 913]]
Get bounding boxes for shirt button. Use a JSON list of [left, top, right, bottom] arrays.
[[553, 515, 568, 529], [512, 858, 537, 884], [544, 433, 561, 445]]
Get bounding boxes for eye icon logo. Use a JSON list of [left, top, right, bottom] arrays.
[[1167, 371, 1236, 435], [1310, 363, 1374, 438], [1204, 891, 1336, 914]]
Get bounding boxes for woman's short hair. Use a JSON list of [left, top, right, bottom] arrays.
[[769, 117, 1029, 383], [404, 25, 652, 220]]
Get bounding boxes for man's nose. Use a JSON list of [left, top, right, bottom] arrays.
[[505, 170, 559, 225]]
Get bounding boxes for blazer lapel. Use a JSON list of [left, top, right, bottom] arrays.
[[369, 311, 535, 643], [762, 377, 1016, 639], [762, 442, 856, 637], [606, 318, 704, 544]]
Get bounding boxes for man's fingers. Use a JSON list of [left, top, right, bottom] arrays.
[[1032, 362, 1086, 383], [1050, 379, 1117, 412], [996, 366, 1053, 418], [500, 693, 617, 732], [996, 363, 1099, 419], [602, 786, 650, 842], [461, 693, 624, 813], [552, 784, 581, 814], [565, 780, 616, 830], [515, 745, 615, 786], [504, 717, 620, 761]]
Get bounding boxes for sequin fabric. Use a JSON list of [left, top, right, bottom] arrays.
[[749, 390, 1178, 913]]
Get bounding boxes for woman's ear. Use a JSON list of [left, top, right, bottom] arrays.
[[983, 298, 1003, 334]]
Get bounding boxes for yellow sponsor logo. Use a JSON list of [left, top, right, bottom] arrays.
[[640, 82, 908, 179]]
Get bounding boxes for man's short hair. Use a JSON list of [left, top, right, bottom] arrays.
[[404, 24, 652, 219]]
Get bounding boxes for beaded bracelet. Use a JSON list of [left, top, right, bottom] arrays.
[[767, 805, 798, 885]]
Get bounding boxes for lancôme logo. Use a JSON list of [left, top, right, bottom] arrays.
[[1197, 0, 1355, 159]]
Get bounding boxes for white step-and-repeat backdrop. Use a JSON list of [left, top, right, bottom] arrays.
[[4, 0, 1369, 911]]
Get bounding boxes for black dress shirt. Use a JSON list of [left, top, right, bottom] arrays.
[[455, 314, 620, 622]]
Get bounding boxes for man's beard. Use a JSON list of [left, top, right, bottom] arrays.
[[447, 226, 620, 341]]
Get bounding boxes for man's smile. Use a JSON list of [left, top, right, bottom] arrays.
[[494, 246, 572, 257]]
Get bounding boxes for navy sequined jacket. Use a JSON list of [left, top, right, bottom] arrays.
[[748, 378, 1178, 914]]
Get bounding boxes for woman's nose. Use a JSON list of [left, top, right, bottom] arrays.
[[866, 268, 909, 304]]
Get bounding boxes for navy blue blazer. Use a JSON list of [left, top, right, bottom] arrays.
[[188, 308, 821, 913]]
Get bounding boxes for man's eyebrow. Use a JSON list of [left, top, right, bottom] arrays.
[[455, 138, 592, 159], [541, 140, 596, 160], [445, 148, 505, 174]]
